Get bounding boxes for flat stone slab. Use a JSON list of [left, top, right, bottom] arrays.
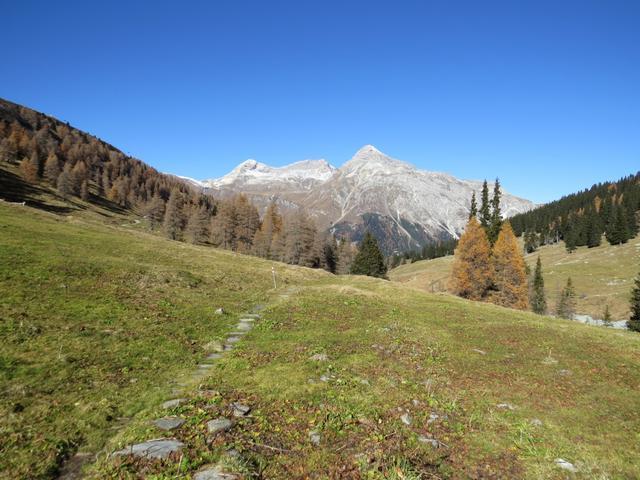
[[112, 438, 184, 459], [207, 417, 233, 434], [153, 416, 185, 431], [418, 435, 440, 448], [231, 402, 251, 417], [162, 398, 187, 409], [236, 322, 252, 331], [309, 353, 328, 361], [207, 353, 222, 360], [555, 458, 577, 472], [198, 364, 214, 369], [194, 465, 238, 480], [226, 336, 241, 343], [309, 430, 321, 446]]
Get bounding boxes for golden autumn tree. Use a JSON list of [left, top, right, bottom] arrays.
[[490, 221, 529, 310], [450, 217, 492, 300]]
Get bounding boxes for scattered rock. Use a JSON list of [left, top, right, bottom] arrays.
[[309, 430, 321, 446], [226, 336, 241, 344], [554, 458, 577, 472], [193, 464, 238, 480], [231, 402, 251, 417], [359, 378, 370, 386], [153, 416, 185, 431], [472, 348, 487, 355], [207, 418, 233, 434], [496, 403, 515, 410], [427, 413, 440, 424], [309, 353, 328, 361], [558, 369, 573, 376], [112, 438, 184, 459], [418, 435, 440, 448], [530, 418, 543, 427], [215, 308, 225, 315], [319, 374, 330, 382], [204, 341, 224, 352], [542, 355, 558, 365], [162, 398, 187, 409], [412, 399, 420, 407], [400, 413, 412, 425]]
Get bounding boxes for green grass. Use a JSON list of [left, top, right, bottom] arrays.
[[2, 202, 640, 479], [0, 202, 324, 478], [390, 238, 640, 320]]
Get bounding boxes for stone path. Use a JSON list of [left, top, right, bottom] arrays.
[[108, 288, 298, 476]]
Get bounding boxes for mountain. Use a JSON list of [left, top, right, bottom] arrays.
[[201, 145, 535, 253]]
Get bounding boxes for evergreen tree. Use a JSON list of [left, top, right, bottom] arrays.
[[163, 188, 183, 240], [531, 256, 547, 314], [602, 304, 612, 327], [585, 208, 602, 248], [351, 231, 387, 278], [322, 236, 338, 274], [479, 180, 491, 231], [556, 277, 577, 319], [628, 273, 640, 332], [450, 217, 492, 300], [469, 191, 478, 219], [491, 221, 528, 310], [488, 178, 502, 244]]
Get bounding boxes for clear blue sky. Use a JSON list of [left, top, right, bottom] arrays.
[[3, 1, 639, 203]]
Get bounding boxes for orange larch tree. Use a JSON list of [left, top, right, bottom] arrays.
[[491, 221, 529, 310], [450, 217, 492, 300]]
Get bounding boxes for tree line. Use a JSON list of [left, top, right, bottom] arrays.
[[0, 100, 358, 274], [510, 173, 640, 253]]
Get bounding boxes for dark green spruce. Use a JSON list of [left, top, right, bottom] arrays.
[[351, 231, 388, 278], [628, 273, 640, 332], [530, 256, 547, 314]]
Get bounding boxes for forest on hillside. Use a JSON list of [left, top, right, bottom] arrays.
[[510, 173, 640, 252], [0, 99, 361, 274]]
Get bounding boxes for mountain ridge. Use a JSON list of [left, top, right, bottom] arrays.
[[193, 145, 536, 253]]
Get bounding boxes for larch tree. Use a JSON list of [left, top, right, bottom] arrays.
[[350, 231, 387, 278], [163, 188, 184, 240], [185, 206, 210, 244], [233, 195, 260, 254], [44, 152, 61, 184], [530, 256, 547, 314], [491, 221, 528, 310], [336, 237, 356, 274], [56, 164, 74, 199], [628, 273, 640, 332], [449, 217, 492, 300], [145, 193, 165, 229], [19, 157, 38, 182]]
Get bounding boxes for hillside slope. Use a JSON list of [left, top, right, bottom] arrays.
[[2, 204, 639, 479], [389, 237, 640, 321], [0, 202, 325, 478]]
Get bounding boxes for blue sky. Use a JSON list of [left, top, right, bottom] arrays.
[[2, 1, 639, 203]]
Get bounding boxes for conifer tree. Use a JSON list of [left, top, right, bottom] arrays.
[[163, 188, 183, 240], [556, 277, 577, 319], [145, 193, 165, 229], [531, 256, 547, 314], [350, 231, 387, 278], [602, 304, 612, 327], [322, 236, 338, 274], [336, 237, 356, 274], [469, 191, 478, 219], [185, 206, 210, 244], [488, 178, 502, 244], [479, 180, 491, 231], [56, 164, 74, 198], [80, 180, 89, 201], [44, 152, 61, 184], [491, 221, 528, 310], [628, 273, 640, 332], [19, 157, 38, 182], [450, 217, 492, 300], [585, 208, 602, 248]]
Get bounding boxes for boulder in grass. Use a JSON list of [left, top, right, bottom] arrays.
[[112, 438, 184, 459]]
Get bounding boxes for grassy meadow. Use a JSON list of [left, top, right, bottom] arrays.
[[390, 238, 640, 321]]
